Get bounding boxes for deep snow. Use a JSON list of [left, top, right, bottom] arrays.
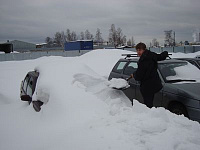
[[0, 49, 200, 150]]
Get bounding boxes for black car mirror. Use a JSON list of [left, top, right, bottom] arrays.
[[21, 95, 32, 102]]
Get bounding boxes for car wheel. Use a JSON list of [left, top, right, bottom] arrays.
[[169, 103, 188, 117]]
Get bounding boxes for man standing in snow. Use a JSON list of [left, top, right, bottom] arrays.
[[131, 42, 168, 108]]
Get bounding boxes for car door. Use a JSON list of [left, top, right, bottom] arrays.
[[122, 61, 138, 103]]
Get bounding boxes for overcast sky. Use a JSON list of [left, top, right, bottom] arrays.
[[0, 0, 200, 45]]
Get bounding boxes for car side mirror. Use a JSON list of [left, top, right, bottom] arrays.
[[21, 95, 32, 102]]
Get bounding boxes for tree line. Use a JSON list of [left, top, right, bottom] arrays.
[[45, 24, 135, 48]]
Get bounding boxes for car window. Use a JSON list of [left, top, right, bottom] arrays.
[[124, 62, 138, 75], [197, 60, 200, 65], [23, 75, 30, 92], [26, 77, 33, 97], [113, 61, 127, 73]]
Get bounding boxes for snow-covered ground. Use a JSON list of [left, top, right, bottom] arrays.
[[0, 49, 200, 150]]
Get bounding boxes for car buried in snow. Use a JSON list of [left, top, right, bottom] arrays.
[[20, 71, 44, 112], [108, 54, 200, 122]]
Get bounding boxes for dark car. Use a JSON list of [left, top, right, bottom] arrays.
[[108, 54, 200, 122], [176, 58, 200, 69], [20, 71, 43, 112]]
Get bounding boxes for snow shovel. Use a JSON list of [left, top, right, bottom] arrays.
[[109, 76, 132, 90]]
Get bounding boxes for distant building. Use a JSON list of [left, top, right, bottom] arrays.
[[36, 43, 47, 48], [0, 41, 13, 53], [64, 40, 93, 51], [9, 40, 36, 52], [184, 41, 189, 45]]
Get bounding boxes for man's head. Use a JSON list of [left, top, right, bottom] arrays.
[[136, 42, 146, 57]]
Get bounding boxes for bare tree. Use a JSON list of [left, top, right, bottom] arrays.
[[85, 29, 93, 40], [60, 31, 66, 47], [109, 24, 127, 47], [152, 38, 159, 47], [54, 32, 62, 47], [109, 24, 117, 47], [116, 27, 123, 46], [122, 35, 127, 46], [164, 30, 174, 47], [66, 29, 72, 42], [80, 32, 85, 40], [127, 37, 135, 47], [71, 31, 77, 41], [127, 39, 132, 46], [95, 28, 103, 45], [131, 36, 135, 47], [116, 27, 126, 46], [45, 37, 53, 47], [66, 29, 77, 42]]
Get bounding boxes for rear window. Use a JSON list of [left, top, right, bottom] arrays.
[[112, 61, 127, 73], [124, 62, 138, 75]]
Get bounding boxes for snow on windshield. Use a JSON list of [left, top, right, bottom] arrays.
[[159, 62, 200, 82]]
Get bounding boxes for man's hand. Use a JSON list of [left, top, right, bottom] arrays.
[[126, 74, 134, 81], [163, 51, 169, 57], [131, 74, 134, 78]]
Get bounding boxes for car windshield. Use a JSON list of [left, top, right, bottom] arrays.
[[158, 62, 200, 83]]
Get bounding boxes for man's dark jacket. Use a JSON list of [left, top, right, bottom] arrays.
[[133, 50, 168, 95]]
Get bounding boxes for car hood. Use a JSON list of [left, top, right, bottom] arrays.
[[163, 82, 200, 101]]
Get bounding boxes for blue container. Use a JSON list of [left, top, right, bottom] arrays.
[[64, 40, 93, 51]]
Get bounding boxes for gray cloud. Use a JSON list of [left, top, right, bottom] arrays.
[[0, 0, 200, 45]]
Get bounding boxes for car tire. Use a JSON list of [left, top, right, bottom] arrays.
[[169, 103, 188, 117]]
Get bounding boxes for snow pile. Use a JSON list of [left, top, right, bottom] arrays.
[[108, 78, 130, 89], [0, 49, 200, 150]]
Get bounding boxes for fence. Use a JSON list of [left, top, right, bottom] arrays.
[[149, 46, 200, 53], [1, 46, 200, 62], [0, 50, 91, 62]]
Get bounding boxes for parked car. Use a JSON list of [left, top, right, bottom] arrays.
[[20, 71, 43, 112], [108, 54, 200, 122], [176, 58, 200, 69]]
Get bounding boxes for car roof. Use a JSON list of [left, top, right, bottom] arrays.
[[176, 58, 200, 61]]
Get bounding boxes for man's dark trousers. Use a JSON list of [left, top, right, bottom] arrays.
[[141, 90, 154, 108]]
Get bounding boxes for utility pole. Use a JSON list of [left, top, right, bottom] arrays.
[[199, 33, 200, 42], [174, 31, 176, 46]]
